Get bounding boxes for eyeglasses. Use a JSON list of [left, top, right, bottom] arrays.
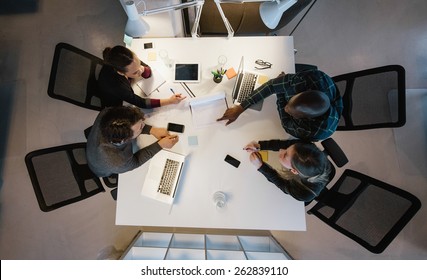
[[255, 59, 272, 70]]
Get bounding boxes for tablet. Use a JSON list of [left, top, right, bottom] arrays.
[[173, 63, 201, 83]]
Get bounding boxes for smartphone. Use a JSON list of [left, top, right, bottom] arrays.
[[167, 122, 185, 133], [224, 154, 240, 168], [143, 42, 153, 49]]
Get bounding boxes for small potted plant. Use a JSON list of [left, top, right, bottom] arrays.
[[211, 68, 226, 83]]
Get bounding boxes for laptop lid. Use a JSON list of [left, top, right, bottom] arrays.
[[231, 57, 245, 101], [232, 56, 264, 111], [141, 150, 185, 204]]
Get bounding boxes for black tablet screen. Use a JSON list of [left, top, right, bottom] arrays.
[[175, 64, 199, 81]]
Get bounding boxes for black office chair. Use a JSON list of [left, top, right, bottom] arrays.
[[102, 174, 119, 201], [47, 42, 105, 111], [320, 137, 348, 169], [304, 138, 349, 206], [332, 65, 406, 130], [110, 187, 118, 201], [319, 137, 349, 190], [307, 169, 421, 254], [25, 142, 105, 212]]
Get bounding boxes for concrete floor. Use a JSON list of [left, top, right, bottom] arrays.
[[0, 0, 426, 259]]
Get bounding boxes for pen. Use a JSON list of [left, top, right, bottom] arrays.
[[170, 88, 175, 94], [180, 82, 196, 98], [243, 147, 260, 151]]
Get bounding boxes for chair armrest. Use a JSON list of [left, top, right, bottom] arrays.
[[321, 138, 349, 167]]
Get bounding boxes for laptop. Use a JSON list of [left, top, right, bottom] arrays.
[[141, 149, 185, 204], [231, 56, 265, 111]]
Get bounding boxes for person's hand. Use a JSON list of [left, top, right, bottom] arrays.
[[169, 93, 186, 104], [244, 141, 260, 152], [216, 105, 244, 126], [150, 127, 169, 140], [158, 135, 179, 149], [249, 152, 263, 168], [161, 94, 186, 106]]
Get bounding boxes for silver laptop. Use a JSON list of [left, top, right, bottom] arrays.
[[141, 150, 185, 204], [231, 56, 264, 111]]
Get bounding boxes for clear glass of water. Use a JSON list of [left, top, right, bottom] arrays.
[[159, 49, 173, 68], [217, 55, 227, 70], [213, 191, 227, 210]]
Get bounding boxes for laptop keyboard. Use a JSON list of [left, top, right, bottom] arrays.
[[157, 159, 180, 196], [237, 73, 257, 102]]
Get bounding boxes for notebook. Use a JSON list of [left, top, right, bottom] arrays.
[[231, 56, 265, 111], [135, 68, 166, 96], [141, 150, 185, 204]]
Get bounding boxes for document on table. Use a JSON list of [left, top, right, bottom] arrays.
[[135, 68, 166, 96], [189, 91, 228, 129]]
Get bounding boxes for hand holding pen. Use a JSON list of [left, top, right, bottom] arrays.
[[158, 134, 179, 149], [243, 141, 261, 152], [167, 88, 187, 104], [249, 151, 263, 168]]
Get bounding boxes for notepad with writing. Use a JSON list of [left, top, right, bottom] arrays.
[[136, 68, 166, 96], [189, 91, 228, 129]]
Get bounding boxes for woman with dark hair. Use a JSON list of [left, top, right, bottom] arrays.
[[244, 139, 332, 202], [98, 45, 185, 108], [86, 106, 179, 177]]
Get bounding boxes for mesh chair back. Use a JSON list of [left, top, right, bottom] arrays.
[[307, 169, 421, 253], [332, 65, 406, 130], [25, 143, 105, 212], [48, 42, 104, 111]]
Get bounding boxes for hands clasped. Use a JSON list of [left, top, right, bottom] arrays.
[[150, 127, 179, 149], [158, 135, 179, 149]]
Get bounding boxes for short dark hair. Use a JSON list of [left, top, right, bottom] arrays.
[[102, 45, 134, 73], [100, 107, 144, 144], [287, 90, 330, 118]]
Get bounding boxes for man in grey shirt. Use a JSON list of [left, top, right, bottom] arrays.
[[86, 106, 178, 177]]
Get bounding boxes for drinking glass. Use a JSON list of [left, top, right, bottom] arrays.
[[213, 191, 227, 210]]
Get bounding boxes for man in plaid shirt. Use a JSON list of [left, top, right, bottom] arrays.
[[217, 69, 343, 141]]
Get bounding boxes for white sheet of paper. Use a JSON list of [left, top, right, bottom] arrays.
[[189, 91, 227, 129]]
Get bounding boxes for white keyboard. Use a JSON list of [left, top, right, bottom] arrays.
[[157, 159, 180, 196]]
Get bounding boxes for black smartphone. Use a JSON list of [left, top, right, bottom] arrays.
[[167, 122, 185, 133], [143, 42, 153, 49], [224, 154, 240, 168]]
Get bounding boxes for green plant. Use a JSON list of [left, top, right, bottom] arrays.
[[211, 68, 226, 79]]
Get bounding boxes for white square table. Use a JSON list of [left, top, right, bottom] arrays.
[[116, 36, 306, 231]]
